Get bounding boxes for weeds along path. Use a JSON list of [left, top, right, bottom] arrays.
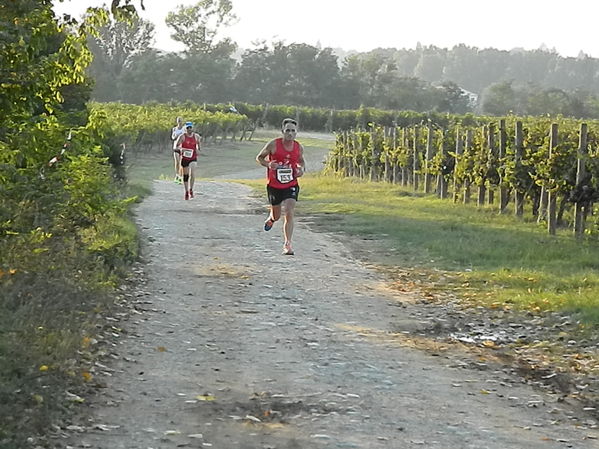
[[60, 180, 598, 449]]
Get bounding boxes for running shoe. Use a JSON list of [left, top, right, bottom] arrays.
[[264, 217, 274, 231], [282, 242, 294, 256], [184, 191, 190, 200], [189, 190, 194, 198]]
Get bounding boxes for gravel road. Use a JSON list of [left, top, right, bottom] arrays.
[[57, 180, 598, 449]]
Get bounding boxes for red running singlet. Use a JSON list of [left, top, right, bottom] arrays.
[[267, 138, 300, 189], [181, 134, 198, 161]]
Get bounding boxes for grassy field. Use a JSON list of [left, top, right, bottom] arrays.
[[127, 129, 599, 326], [295, 176, 599, 325]]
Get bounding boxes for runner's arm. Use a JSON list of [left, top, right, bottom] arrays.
[[174, 134, 183, 149], [295, 144, 306, 177], [256, 140, 277, 169]]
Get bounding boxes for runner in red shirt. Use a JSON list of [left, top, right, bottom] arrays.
[[256, 118, 306, 255], [175, 122, 201, 200]]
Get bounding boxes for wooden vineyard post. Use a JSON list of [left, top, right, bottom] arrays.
[[359, 133, 366, 179], [537, 125, 550, 223], [424, 123, 434, 194], [514, 121, 525, 217], [351, 132, 358, 177], [537, 189, 548, 222], [487, 123, 496, 206], [384, 128, 392, 183], [574, 123, 589, 239], [338, 131, 345, 175], [436, 131, 448, 199], [369, 128, 377, 182], [339, 131, 346, 175], [547, 123, 558, 235], [413, 127, 420, 191], [347, 131, 354, 177], [401, 128, 410, 186], [453, 126, 463, 203], [498, 119, 509, 213], [338, 131, 346, 176], [354, 132, 360, 177], [477, 126, 488, 207], [464, 129, 473, 204], [392, 127, 400, 184]]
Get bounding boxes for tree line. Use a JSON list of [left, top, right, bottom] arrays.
[[86, 1, 599, 119]]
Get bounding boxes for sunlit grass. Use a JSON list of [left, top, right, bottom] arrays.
[[297, 175, 599, 325]]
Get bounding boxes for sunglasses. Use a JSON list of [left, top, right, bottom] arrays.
[[284, 129, 297, 133]]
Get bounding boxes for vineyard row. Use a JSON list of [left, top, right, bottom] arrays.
[[326, 119, 599, 239]]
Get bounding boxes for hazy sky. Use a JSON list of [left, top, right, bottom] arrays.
[[52, 0, 598, 58]]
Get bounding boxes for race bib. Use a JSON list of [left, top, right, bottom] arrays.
[[276, 168, 294, 184], [182, 149, 194, 159]]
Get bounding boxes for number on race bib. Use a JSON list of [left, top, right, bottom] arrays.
[[276, 168, 294, 184], [182, 149, 194, 159]]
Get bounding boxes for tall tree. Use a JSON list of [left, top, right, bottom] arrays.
[[234, 42, 342, 107], [413, 46, 446, 83], [88, 16, 154, 78], [480, 81, 519, 115], [435, 81, 473, 114], [233, 42, 273, 104], [87, 15, 155, 100], [164, 0, 237, 103], [165, 0, 236, 56], [118, 50, 177, 103]]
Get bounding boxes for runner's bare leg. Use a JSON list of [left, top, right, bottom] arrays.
[[269, 204, 281, 221], [282, 198, 296, 245], [182, 166, 189, 193], [173, 152, 181, 180], [189, 161, 197, 193]]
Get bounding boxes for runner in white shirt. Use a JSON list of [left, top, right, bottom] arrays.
[[171, 116, 185, 183]]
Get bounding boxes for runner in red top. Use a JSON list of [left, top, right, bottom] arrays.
[[256, 118, 306, 255], [175, 121, 201, 200]]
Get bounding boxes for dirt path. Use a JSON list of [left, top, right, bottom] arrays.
[[58, 180, 598, 449]]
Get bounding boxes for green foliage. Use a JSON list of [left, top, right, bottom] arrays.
[[90, 102, 249, 152], [86, 14, 155, 101], [165, 0, 236, 56], [327, 113, 599, 236], [0, 2, 143, 445], [482, 81, 599, 118]]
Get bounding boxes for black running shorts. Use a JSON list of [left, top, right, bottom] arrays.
[[267, 184, 299, 206], [181, 158, 197, 168]]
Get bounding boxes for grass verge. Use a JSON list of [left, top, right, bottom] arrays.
[[1, 185, 139, 447], [295, 175, 599, 326]]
